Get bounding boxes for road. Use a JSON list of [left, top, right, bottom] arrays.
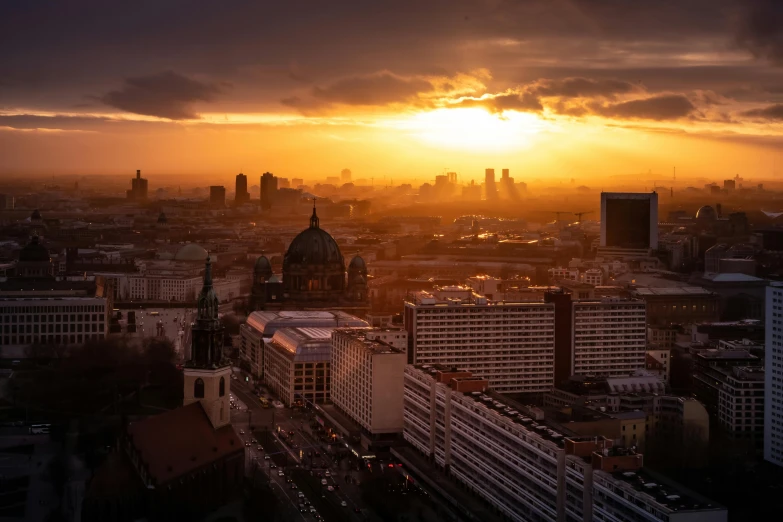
[[230, 376, 377, 522]]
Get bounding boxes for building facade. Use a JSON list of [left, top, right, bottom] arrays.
[[403, 365, 726, 522], [263, 327, 333, 407], [766, 283, 783, 467], [331, 328, 407, 440], [404, 289, 556, 393]]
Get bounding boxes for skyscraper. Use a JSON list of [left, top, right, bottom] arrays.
[[260, 172, 278, 210], [209, 186, 226, 208], [127, 169, 148, 200], [341, 168, 352, 182], [484, 168, 497, 200], [234, 172, 249, 205]]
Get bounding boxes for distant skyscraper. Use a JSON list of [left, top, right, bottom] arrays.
[[484, 168, 497, 200], [127, 169, 148, 200], [341, 168, 352, 182], [277, 177, 291, 189], [260, 172, 278, 210], [234, 173, 249, 205], [292, 178, 304, 187], [599, 192, 658, 252], [209, 186, 226, 208], [766, 283, 783, 468]]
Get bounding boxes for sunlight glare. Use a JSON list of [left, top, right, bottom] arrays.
[[398, 108, 544, 150]]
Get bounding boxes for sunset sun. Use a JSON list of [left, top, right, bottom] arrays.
[[397, 108, 545, 150]]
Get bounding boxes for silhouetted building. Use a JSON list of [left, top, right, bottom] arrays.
[[484, 168, 497, 200], [209, 186, 226, 208], [341, 168, 352, 182], [0, 193, 13, 209], [250, 204, 368, 313], [83, 257, 243, 522], [127, 169, 148, 200], [234, 172, 249, 205], [260, 172, 278, 210], [599, 192, 658, 255]]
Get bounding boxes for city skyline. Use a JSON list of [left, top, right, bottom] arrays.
[[3, 2, 783, 178]]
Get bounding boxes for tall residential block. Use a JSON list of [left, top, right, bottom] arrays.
[[766, 283, 783, 467], [234, 172, 249, 205]]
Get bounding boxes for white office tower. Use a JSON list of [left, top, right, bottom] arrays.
[[765, 283, 783, 467]]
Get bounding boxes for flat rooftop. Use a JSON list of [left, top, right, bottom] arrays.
[[632, 287, 714, 296], [333, 328, 405, 355], [612, 467, 724, 513]]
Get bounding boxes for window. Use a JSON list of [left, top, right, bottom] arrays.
[[194, 378, 205, 398], [219, 376, 225, 397]]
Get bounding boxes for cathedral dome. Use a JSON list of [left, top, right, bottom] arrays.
[[348, 255, 366, 271], [175, 243, 208, 262], [283, 209, 344, 269], [19, 236, 50, 263], [696, 205, 717, 221]]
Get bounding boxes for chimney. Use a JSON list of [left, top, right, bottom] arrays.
[[136, 169, 141, 179]]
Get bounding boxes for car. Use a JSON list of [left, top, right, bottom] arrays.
[[303, 499, 310, 506], [239, 430, 245, 435], [341, 501, 348, 507], [264, 455, 270, 460], [309, 507, 317, 513], [257, 445, 263, 451], [321, 479, 327, 485], [324, 471, 330, 477], [270, 464, 277, 469], [354, 507, 361, 513], [289, 430, 295, 436], [277, 470, 284, 476], [327, 486, 334, 492], [314, 451, 321, 457], [299, 507, 308, 513], [298, 492, 305, 498], [333, 484, 340, 490], [245, 442, 251, 447], [286, 478, 293, 483], [251, 438, 257, 443], [291, 484, 298, 489]]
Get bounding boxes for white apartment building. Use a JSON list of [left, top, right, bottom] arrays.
[[126, 274, 240, 303], [404, 289, 555, 393], [766, 283, 783, 467], [582, 268, 603, 286], [571, 298, 647, 377], [0, 297, 109, 358], [331, 328, 407, 438], [263, 327, 333, 407], [549, 267, 580, 282], [403, 365, 727, 522], [240, 310, 368, 379]]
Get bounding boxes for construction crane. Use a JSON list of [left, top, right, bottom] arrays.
[[549, 211, 571, 221], [573, 211, 593, 222]]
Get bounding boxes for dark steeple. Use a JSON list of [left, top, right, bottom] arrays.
[[188, 256, 226, 369], [310, 198, 319, 229]]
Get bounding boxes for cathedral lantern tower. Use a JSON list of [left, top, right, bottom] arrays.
[[183, 256, 231, 429]]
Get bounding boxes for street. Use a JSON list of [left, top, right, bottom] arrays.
[[230, 377, 377, 522]]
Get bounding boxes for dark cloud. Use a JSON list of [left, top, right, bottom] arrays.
[[100, 71, 221, 119], [311, 72, 434, 106], [735, 0, 783, 64], [592, 94, 696, 120], [529, 77, 640, 99], [455, 92, 543, 113], [741, 103, 783, 120]]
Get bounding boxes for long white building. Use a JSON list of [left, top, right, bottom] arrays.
[[403, 364, 727, 522], [403, 289, 556, 393], [765, 283, 783, 467], [331, 328, 407, 442]]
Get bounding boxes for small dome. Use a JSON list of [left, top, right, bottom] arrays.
[[696, 205, 717, 221], [19, 236, 50, 263], [348, 255, 366, 271], [174, 243, 208, 261], [254, 255, 272, 273]]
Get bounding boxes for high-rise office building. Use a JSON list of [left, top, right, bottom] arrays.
[[341, 168, 352, 182], [599, 192, 658, 253], [260, 172, 278, 210], [127, 169, 148, 200], [234, 173, 249, 205], [484, 168, 497, 200], [209, 186, 226, 208], [766, 283, 783, 467]]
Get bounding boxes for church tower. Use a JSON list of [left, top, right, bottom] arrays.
[[183, 256, 231, 429]]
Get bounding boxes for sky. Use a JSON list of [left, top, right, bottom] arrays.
[[2, 0, 783, 183]]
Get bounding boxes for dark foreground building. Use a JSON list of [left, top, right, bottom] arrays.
[[83, 257, 244, 521]]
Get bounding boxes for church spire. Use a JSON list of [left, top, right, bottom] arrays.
[[310, 197, 320, 229], [189, 255, 225, 369]]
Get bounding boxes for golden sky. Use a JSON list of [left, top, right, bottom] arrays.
[[2, 1, 783, 182]]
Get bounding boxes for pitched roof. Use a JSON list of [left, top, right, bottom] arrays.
[[127, 402, 242, 485]]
